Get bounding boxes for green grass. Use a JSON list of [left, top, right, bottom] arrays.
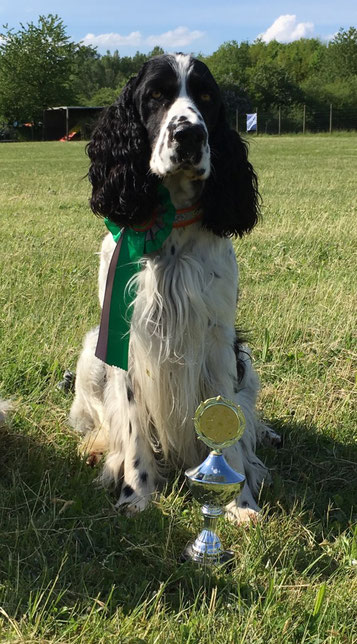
[[0, 136, 356, 643]]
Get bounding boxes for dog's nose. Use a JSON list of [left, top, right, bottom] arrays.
[[174, 124, 206, 159]]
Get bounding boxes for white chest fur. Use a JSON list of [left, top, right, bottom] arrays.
[[97, 225, 239, 466]]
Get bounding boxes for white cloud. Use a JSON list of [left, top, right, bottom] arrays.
[[82, 31, 142, 48], [323, 32, 338, 42], [259, 15, 314, 43], [81, 26, 204, 51], [146, 26, 204, 48]]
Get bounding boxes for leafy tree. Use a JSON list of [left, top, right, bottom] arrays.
[[71, 45, 102, 105], [87, 86, 125, 107], [327, 27, 357, 78], [75, 47, 165, 104], [148, 46, 165, 58], [248, 62, 303, 109], [0, 14, 87, 122], [1, 15, 356, 132], [282, 38, 326, 82], [205, 41, 252, 89]]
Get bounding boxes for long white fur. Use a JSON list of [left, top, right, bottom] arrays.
[[0, 398, 12, 426], [69, 53, 278, 523], [70, 226, 270, 521]]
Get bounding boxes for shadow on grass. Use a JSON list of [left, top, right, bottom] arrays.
[[260, 417, 357, 530], [1, 422, 233, 621], [0, 414, 356, 625]]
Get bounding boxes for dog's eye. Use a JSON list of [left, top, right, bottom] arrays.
[[151, 90, 163, 100], [200, 93, 211, 102]]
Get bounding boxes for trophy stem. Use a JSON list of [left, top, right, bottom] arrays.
[[182, 504, 234, 565], [202, 503, 222, 530]]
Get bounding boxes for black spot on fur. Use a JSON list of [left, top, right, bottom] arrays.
[[129, 422, 132, 436], [213, 271, 221, 278], [178, 116, 189, 123], [234, 332, 248, 383], [171, 245, 175, 255], [140, 471, 148, 484], [122, 484, 135, 498], [167, 117, 177, 141], [127, 385, 134, 403], [242, 501, 249, 508], [134, 457, 140, 468]]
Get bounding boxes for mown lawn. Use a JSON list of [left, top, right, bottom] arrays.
[[0, 135, 356, 643]]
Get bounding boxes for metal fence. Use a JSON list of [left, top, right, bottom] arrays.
[[2, 104, 356, 142], [233, 105, 357, 135]]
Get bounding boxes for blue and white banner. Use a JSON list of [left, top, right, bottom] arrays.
[[246, 113, 257, 132]]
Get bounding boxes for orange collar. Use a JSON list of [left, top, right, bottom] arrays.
[[173, 203, 203, 228], [133, 202, 203, 233]]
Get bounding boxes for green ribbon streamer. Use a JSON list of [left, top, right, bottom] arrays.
[[99, 184, 176, 370]]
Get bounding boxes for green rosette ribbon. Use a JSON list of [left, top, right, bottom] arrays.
[[95, 184, 176, 370]]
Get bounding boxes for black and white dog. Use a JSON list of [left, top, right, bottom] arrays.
[[70, 54, 278, 523]]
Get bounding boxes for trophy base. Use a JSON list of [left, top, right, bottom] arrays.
[[181, 542, 235, 567], [180, 506, 236, 568]]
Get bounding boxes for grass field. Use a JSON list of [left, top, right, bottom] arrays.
[[0, 135, 356, 643]]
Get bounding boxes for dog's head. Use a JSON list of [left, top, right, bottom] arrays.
[[88, 53, 259, 236], [137, 54, 219, 181]]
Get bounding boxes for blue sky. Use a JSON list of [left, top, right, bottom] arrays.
[[1, 0, 356, 54]]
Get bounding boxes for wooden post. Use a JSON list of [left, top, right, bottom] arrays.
[[66, 107, 69, 141], [235, 108, 239, 133], [278, 106, 281, 135], [256, 107, 258, 136], [329, 103, 333, 134], [303, 104, 306, 134]]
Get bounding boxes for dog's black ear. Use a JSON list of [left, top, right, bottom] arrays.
[[202, 104, 260, 237], [87, 77, 159, 227]]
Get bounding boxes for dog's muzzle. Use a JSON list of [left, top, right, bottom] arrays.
[[173, 124, 207, 163], [150, 109, 210, 178]]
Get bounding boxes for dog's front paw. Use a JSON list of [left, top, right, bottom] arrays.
[[115, 483, 152, 515], [225, 483, 261, 525], [258, 423, 281, 448], [225, 502, 260, 525], [116, 498, 149, 516]]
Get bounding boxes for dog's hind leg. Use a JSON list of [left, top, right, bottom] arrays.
[[69, 327, 107, 439]]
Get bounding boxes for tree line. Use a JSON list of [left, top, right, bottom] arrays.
[[0, 15, 356, 133]]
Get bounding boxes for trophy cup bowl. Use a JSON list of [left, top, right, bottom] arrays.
[[182, 396, 246, 566]]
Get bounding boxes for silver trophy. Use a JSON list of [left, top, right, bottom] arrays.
[[182, 396, 246, 566]]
